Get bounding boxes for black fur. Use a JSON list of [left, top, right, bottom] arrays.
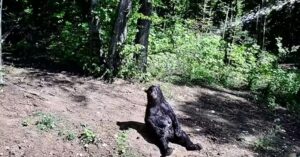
[[144, 85, 202, 156]]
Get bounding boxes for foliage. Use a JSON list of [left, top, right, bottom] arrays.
[[35, 113, 57, 131], [80, 128, 97, 144], [3, 0, 300, 114], [120, 20, 300, 113], [65, 131, 77, 141], [118, 44, 145, 79], [250, 67, 300, 111], [117, 130, 135, 157], [58, 130, 77, 141], [254, 125, 286, 153], [276, 37, 300, 62]]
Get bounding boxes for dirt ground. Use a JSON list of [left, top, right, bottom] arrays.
[[0, 65, 299, 157]]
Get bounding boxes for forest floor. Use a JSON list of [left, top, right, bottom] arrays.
[[0, 65, 299, 157]]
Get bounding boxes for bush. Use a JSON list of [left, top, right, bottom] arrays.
[[250, 67, 300, 111], [120, 21, 300, 114]]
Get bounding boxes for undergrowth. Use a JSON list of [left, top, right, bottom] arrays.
[[116, 130, 136, 157], [119, 21, 300, 114], [22, 112, 99, 148]]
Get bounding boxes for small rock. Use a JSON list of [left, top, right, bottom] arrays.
[[211, 110, 215, 114], [5, 147, 9, 150], [0, 153, 3, 156], [102, 143, 107, 147], [195, 128, 201, 132]]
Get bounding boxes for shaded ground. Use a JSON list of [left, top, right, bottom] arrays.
[[0, 65, 299, 157]]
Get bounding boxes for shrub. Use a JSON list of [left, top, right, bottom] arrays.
[[119, 20, 300, 114]]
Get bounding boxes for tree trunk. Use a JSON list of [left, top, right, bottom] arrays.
[[134, 0, 152, 72], [87, 0, 103, 63], [0, 0, 3, 84], [107, 0, 132, 77], [223, 6, 229, 38], [261, 0, 266, 50]]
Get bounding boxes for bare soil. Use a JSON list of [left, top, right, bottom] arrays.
[[0, 65, 299, 157]]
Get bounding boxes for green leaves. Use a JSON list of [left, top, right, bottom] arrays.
[[24, 8, 32, 14], [80, 128, 96, 144], [54, 12, 65, 19]]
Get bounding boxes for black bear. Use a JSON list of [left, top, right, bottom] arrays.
[[144, 85, 202, 156]]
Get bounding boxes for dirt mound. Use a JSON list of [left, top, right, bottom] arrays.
[[0, 66, 299, 157]]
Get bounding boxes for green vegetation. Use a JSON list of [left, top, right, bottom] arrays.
[[22, 112, 98, 146], [65, 131, 77, 141], [35, 113, 57, 131], [254, 126, 286, 153], [80, 128, 97, 144], [58, 130, 77, 141], [21, 112, 59, 131], [116, 130, 135, 157], [3, 1, 300, 114]]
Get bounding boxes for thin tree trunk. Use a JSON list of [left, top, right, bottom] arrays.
[[107, 0, 132, 77], [135, 0, 152, 72], [223, 6, 230, 65], [223, 6, 229, 38], [0, 0, 3, 84], [87, 0, 103, 63], [262, 15, 266, 50], [256, 6, 260, 33], [203, 0, 207, 19], [261, 0, 266, 50], [288, 3, 292, 50]]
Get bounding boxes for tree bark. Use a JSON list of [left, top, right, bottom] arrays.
[[107, 0, 132, 77], [134, 0, 152, 72], [87, 0, 103, 63]]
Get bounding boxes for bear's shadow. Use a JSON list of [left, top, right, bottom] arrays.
[[116, 121, 158, 146]]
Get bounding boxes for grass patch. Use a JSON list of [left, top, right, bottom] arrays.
[[35, 113, 57, 131], [22, 112, 102, 150], [66, 131, 77, 141], [58, 130, 77, 141], [21, 112, 58, 131]]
